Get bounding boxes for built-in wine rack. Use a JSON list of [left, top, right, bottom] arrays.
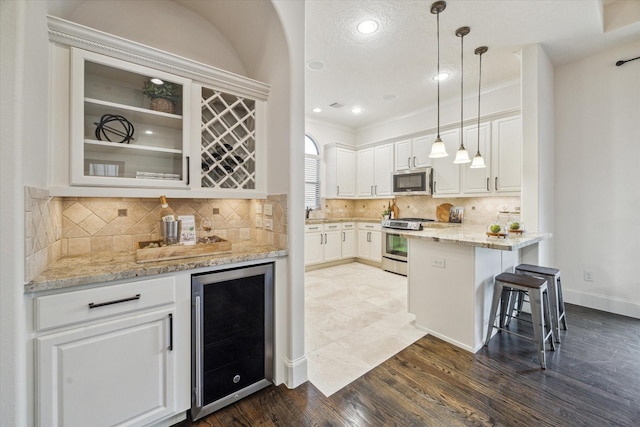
[[201, 88, 256, 189]]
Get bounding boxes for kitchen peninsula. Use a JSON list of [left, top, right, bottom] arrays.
[[400, 224, 551, 353]]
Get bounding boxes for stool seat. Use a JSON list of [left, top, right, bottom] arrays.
[[515, 264, 560, 276], [495, 272, 546, 289]]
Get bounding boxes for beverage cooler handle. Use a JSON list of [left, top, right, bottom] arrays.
[[195, 296, 202, 408], [168, 313, 173, 351]]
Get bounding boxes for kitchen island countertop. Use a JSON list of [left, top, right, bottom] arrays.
[[397, 224, 551, 251], [25, 242, 288, 293], [305, 217, 381, 224]]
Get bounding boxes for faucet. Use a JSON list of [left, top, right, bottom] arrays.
[[305, 207, 312, 219]]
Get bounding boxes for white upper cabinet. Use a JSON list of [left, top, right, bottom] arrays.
[[492, 116, 522, 193], [461, 122, 491, 194], [325, 145, 356, 198], [394, 135, 432, 171], [431, 128, 461, 196], [70, 48, 191, 189], [356, 144, 394, 197]]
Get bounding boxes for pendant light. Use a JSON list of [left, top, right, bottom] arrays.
[[428, 1, 448, 158], [470, 46, 488, 169], [453, 26, 471, 164]]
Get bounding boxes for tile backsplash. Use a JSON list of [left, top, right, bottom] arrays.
[[315, 195, 521, 225], [25, 186, 287, 282]]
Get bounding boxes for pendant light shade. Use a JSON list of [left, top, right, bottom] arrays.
[[429, 1, 448, 159], [470, 46, 488, 169], [453, 26, 471, 164]]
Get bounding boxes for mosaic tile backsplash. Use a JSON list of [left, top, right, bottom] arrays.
[[25, 186, 287, 282]]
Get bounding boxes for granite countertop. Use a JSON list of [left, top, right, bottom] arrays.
[[26, 242, 288, 293], [305, 217, 381, 224], [397, 224, 551, 251]]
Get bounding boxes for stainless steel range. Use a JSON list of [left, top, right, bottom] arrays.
[[381, 218, 434, 276]]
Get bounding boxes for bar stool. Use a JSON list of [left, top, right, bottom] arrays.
[[485, 272, 555, 369], [514, 264, 567, 343]]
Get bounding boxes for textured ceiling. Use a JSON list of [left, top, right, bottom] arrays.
[[306, 0, 640, 129]]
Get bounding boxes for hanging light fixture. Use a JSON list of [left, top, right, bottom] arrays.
[[428, 1, 448, 158], [470, 46, 488, 168], [453, 26, 471, 164]]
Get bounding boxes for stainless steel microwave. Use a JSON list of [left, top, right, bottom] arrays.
[[392, 167, 433, 195]]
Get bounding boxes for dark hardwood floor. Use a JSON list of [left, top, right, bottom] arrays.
[[179, 304, 640, 426]]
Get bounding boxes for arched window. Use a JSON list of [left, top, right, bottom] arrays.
[[305, 135, 320, 209]]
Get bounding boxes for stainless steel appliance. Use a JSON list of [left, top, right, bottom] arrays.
[[392, 167, 433, 195], [191, 263, 274, 420], [381, 218, 434, 276]]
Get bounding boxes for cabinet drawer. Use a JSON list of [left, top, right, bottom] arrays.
[[305, 224, 323, 233], [358, 222, 381, 231], [324, 223, 341, 231], [35, 276, 176, 331], [342, 222, 355, 230]]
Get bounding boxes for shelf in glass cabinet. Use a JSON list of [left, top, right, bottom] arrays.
[[85, 97, 183, 129], [84, 139, 183, 155]]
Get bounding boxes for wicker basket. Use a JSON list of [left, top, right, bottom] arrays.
[[150, 98, 175, 114]]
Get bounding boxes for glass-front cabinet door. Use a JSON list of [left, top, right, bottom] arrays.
[[197, 85, 257, 190], [70, 48, 191, 187]]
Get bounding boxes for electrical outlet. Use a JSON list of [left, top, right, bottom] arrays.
[[255, 204, 262, 214], [584, 270, 595, 282], [432, 257, 445, 268], [263, 204, 273, 216], [264, 218, 273, 231], [256, 217, 263, 228]]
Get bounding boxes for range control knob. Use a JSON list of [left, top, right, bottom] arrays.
[[233, 374, 241, 384]]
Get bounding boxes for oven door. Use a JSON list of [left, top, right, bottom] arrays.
[[383, 231, 408, 261]]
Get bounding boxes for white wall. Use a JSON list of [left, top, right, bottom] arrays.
[[554, 39, 640, 318]]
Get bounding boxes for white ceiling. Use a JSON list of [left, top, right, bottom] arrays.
[[305, 0, 640, 130]]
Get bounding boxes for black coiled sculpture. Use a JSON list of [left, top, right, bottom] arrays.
[[94, 114, 135, 144]]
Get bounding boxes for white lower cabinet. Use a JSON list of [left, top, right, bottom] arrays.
[[34, 276, 179, 427], [357, 222, 382, 262], [304, 223, 342, 266], [341, 222, 356, 259]]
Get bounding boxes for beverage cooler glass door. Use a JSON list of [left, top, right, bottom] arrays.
[[385, 232, 408, 261]]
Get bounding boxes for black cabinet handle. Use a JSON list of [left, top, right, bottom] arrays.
[[495, 177, 498, 191], [343, 231, 345, 242], [168, 313, 173, 351], [486, 177, 490, 191], [88, 294, 141, 309], [186, 156, 190, 186]]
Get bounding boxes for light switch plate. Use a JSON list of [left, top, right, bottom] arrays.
[[264, 218, 273, 231], [263, 204, 273, 216], [432, 257, 445, 268]]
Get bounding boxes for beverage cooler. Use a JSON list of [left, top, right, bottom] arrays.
[[190, 263, 274, 420]]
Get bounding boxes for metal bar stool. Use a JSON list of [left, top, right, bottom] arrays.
[[485, 272, 555, 369], [515, 264, 567, 342]]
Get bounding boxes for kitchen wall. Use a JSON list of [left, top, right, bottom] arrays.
[[313, 196, 520, 226], [554, 39, 640, 318], [24, 186, 288, 282]]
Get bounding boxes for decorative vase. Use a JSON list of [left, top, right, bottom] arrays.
[[150, 98, 175, 114]]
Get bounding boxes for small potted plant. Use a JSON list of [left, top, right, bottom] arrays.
[[142, 80, 180, 114]]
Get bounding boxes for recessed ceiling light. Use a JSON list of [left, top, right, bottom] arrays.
[[150, 78, 164, 85], [351, 106, 363, 114], [145, 130, 153, 135], [307, 61, 325, 71], [357, 20, 378, 34], [313, 108, 322, 113], [433, 72, 450, 81]]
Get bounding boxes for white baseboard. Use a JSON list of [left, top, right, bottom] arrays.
[[564, 289, 640, 319], [283, 355, 308, 388]]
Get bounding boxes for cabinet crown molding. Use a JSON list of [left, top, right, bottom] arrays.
[[47, 15, 270, 101]]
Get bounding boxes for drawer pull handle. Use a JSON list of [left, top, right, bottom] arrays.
[[88, 294, 141, 309]]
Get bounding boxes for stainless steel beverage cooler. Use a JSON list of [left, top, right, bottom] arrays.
[[190, 263, 274, 420]]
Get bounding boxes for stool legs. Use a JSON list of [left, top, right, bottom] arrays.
[[485, 281, 504, 346], [557, 277, 568, 330]]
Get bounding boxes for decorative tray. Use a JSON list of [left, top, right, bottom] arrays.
[[486, 232, 508, 238], [136, 236, 232, 263]]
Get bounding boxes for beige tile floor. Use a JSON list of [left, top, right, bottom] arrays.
[[305, 262, 426, 397]]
